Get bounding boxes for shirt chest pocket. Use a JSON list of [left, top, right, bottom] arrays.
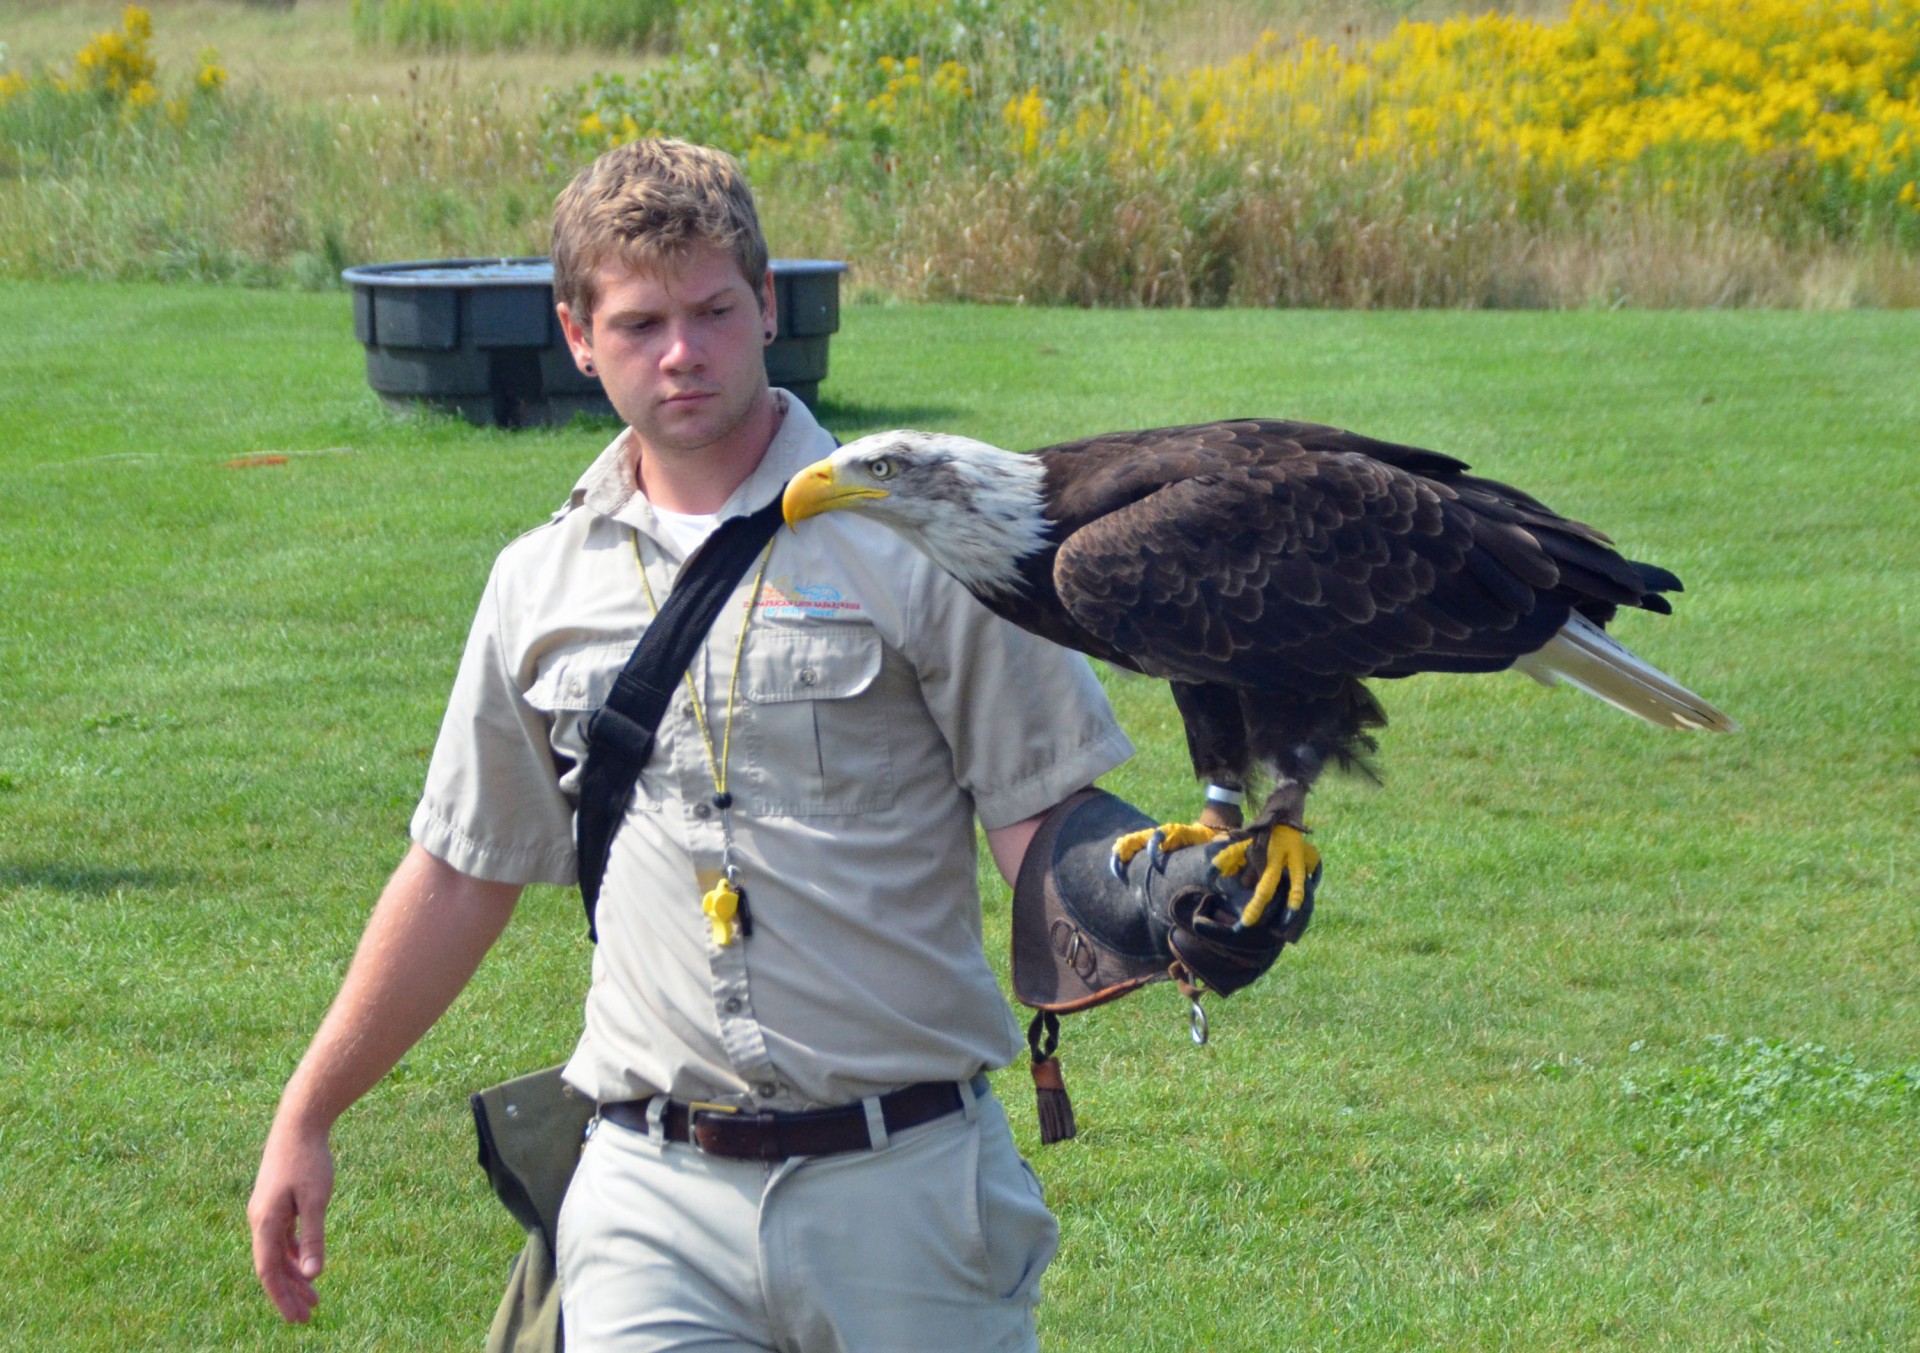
[[740, 625, 893, 816], [523, 641, 665, 808]]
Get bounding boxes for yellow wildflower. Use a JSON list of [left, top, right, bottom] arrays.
[[69, 4, 158, 101], [1129, 0, 1918, 202], [1003, 87, 1047, 159], [196, 48, 226, 94]]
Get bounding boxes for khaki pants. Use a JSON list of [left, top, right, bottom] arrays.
[[556, 1083, 1055, 1352]]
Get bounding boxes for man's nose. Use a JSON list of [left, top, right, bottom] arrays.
[[660, 319, 704, 372]]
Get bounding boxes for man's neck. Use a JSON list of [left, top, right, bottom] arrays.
[[632, 391, 783, 515]]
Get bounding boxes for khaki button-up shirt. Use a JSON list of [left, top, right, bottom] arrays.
[[411, 395, 1133, 1109]]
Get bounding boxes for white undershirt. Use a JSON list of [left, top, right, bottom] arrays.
[[650, 505, 722, 559]]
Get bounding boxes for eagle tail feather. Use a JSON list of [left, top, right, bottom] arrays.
[[1513, 613, 1737, 732], [1632, 559, 1685, 596]]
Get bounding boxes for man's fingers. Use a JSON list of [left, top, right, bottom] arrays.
[[248, 1190, 291, 1289], [270, 1233, 321, 1323], [251, 1200, 319, 1323], [296, 1185, 327, 1280], [249, 1129, 333, 1324], [267, 1270, 320, 1324]]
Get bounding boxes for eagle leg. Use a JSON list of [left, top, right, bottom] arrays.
[[1197, 797, 1243, 832], [1106, 681, 1258, 878]]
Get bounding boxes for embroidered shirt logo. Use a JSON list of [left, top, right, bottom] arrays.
[[758, 578, 865, 620]]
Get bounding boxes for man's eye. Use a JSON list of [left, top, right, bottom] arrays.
[[868, 457, 895, 480]]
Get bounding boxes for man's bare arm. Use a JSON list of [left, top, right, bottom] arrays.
[[985, 809, 1049, 888], [247, 843, 524, 1324]]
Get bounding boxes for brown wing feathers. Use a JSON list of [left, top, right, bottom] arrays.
[[1032, 420, 1675, 693]]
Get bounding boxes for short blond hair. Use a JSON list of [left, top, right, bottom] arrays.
[[551, 139, 770, 323]]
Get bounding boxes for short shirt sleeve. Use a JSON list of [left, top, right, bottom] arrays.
[[905, 561, 1133, 831], [409, 561, 579, 886]]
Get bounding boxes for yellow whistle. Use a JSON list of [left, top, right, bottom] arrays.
[[702, 878, 741, 947]]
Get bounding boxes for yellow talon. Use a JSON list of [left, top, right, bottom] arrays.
[[1212, 837, 1253, 877], [1111, 822, 1224, 869], [1110, 827, 1154, 866], [1159, 823, 1224, 853], [1238, 825, 1321, 928]]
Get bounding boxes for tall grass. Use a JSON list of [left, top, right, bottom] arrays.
[[551, 0, 1920, 305], [0, 9, 559, 285], [2, 0, 1916, 304], [347, 0, 673, 54]]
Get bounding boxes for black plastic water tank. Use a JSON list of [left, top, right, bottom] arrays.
[[342, 256, 848, 427]]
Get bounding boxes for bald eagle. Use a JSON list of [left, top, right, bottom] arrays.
[[782, 420, 1735, 924]]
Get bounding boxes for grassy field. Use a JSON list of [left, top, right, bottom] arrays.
[[1, 287, 1916, 1348]]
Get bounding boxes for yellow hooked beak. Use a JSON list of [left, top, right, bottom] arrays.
[[782, 457, 888, 529]]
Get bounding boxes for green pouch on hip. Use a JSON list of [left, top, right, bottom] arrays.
[[472, 1065, 596, 1353], [470, 1064, 596, 1267]]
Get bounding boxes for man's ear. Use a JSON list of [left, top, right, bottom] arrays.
[[760, 269, 777, 345], [557, 301, 595, 373]]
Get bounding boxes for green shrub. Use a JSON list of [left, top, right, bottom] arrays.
[[545, 0, 1112, 179]]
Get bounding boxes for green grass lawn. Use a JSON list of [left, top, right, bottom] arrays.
[[1, 285, 1916, 1350]]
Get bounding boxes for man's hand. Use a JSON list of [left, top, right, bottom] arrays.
[[248, 1118, 335, 1323], [240, 844, 524, 1322]]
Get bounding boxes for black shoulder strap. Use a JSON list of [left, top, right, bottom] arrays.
[[575, 494, 785, 940]]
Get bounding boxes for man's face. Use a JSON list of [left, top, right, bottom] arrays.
[[559, 243, 775, 459]]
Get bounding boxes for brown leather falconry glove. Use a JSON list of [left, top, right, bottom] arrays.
[[1010, 787, 1318, 1141]]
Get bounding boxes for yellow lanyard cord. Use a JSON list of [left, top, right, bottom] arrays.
[[631, 530, 776, 801]]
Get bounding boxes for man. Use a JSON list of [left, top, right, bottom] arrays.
[[248, 139, 1132, 1349]]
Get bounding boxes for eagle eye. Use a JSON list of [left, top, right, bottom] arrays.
[[867, 456, 896, 481]]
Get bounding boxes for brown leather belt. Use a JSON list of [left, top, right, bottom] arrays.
[[597, 1077, 981, 1161]]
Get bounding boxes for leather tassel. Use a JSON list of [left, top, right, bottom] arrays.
[[1027, 1010, 1076, 1144], [1031, 1053, 1076, 1144]]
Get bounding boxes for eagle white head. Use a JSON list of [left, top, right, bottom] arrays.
[[782, 430, 1050, 594]]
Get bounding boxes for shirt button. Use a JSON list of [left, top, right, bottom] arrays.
[[723, 997, 743, 1014], [567, 679, 585, 698], [693, 802, 712, 819], [757, 1082, 779, 1099], [797, 668, 818, 687]]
